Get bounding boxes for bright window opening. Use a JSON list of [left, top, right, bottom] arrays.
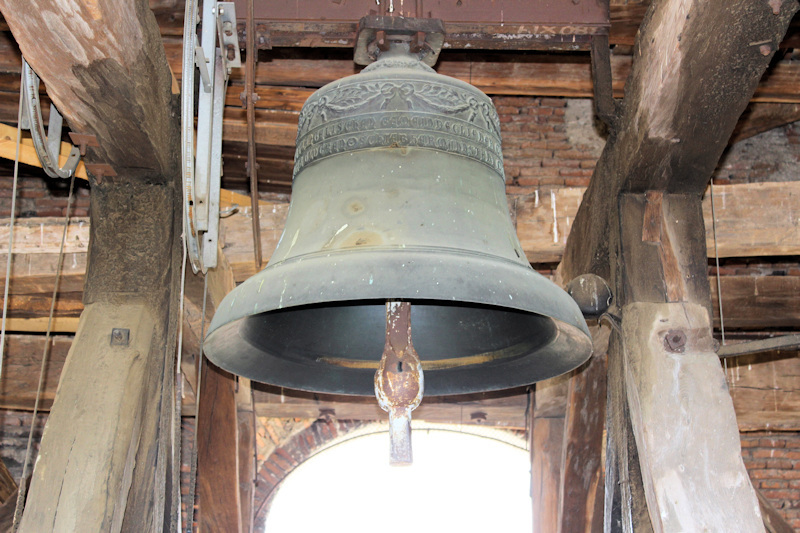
[[264, 428, 532, 533]]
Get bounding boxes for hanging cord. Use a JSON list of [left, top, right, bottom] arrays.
[[173, 208, 189, 533], [710, 181, 726, 347], [12, 170, 77, 529], [0, 85, 26, 385], [184, 276, 208, 533], [709, 182, 727, 378]]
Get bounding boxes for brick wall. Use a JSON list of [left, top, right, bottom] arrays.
[[0, 176, 90, 218], [0, 410, 47, 483], [742, 432, 800, 529]]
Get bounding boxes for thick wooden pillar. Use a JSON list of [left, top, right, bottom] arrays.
[[530, 326, 608, 533], [561, 0, 798, 530], [0, 1, 182, 530], [195, 248, 255, 532]]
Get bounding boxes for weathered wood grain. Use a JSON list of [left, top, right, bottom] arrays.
[[558, 327, 609, 533], [197, 360, 242, 533], [0, 335, 71, 411], [560, 0, 797, 530], [726, 349, 800, 432]]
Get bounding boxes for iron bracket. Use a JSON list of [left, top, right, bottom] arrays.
[[354, 16, 445, 66], [20, 59, 82, 179]]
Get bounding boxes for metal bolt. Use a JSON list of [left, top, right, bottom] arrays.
[[470, 411, 487, 424], [110, 328, 130, 347], [664, 329, 686, 353], [318, 408, 336, 420]]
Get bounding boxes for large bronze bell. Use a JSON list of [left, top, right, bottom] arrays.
[[204, 41, 593, 400]]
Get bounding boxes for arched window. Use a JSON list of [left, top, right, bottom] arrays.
[[264, 427, 532, 532]]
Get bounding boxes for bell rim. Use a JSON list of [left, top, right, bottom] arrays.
[[207, 245, 590, 338]]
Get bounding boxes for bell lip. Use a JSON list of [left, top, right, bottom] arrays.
[[207, 246, 590, 339], [204, 246, 593, 394], [204, 314, 593, 397]]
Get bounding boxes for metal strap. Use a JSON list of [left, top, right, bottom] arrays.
[[20, 59, 81, 179]]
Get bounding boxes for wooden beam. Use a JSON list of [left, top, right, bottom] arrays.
[[558, 327, 608, 533], [622, 302, 763, 531], [712, 276, 800, 330], [0, 123, 88, 180], [0, 454, 17, 505], [252, 386, 529, 428], [196, 246, 246, 533], [727, 349, 800, 432], [530, 376, 568, 532], [197, 360, 242, 533], [560, 0, 797, 530], [0, 1, 177, 177], [729, 102, 800, 144], [0, 0, 183, 530]]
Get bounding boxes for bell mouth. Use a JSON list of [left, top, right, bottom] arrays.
[[243, 298, 554, 368], [205, 298, 591, 396]]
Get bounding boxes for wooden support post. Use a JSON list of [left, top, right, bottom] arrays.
[[0, 0, 182, 530], [561, 0, 798, 530], [558, 327, 609, 533], [531, 376, 568, 532], [195, 246, 253, 532], [197, 360, 242, 533], [237, 378, 256, 533], [622, 301, 762, 531]]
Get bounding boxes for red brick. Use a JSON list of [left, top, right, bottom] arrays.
[[493, 96, 538, 107], [519, 140, 548, 149], [31, 207, 63, 217], [553, 108, 566, 116], [540, 97, 567, 108], [544, 132, 568, 141], [546, 141, 572, 151], [559, 168, 593, 177], [559, 149, 597, 160], [535, 177, 566, 186], [543, 158, 579, 168], [519, 124, 554, 134], [762, 489, 799, 500], [750, 469, 789, 479], [759, 480, 788, 489], [565, 177, 591, 187], [505, 185, 533, 195], [580, 160, 597, 169], [496, 106, 520, 115], [519, 166, 560, 177], [766, 459, 795, 470], [760, 438, 787, 448], [19, 177, 46, 188], [18, 189, 45, 198], [753, 448, 781, 459]]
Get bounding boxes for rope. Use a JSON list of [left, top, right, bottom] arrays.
[[710, 181, 726, 347], [0, 85, 26, 385], [174, 178, 190, 533], [709, 181, 727, 379], [184, 276, 208, 533], [12, 170, 77, 530]]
